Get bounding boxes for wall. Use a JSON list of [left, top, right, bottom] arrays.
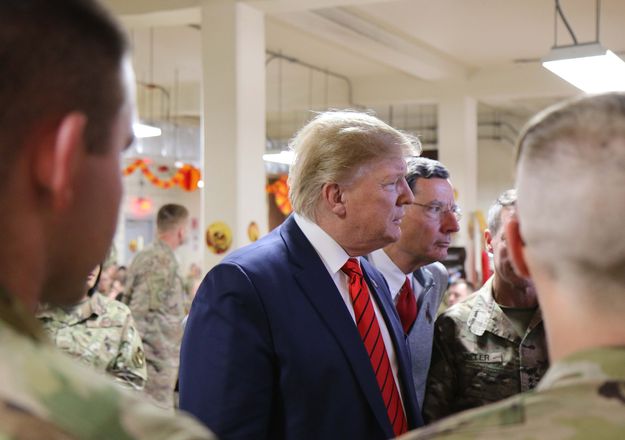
[[477, 139, 516, 224]]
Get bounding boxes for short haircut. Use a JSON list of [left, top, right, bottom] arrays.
[[487, 189, 517, 234], [0, 0, 128, 179], [515, 92, 625, 293], [157, 204, 189, 233], [287, 110, 421, 219], [449, 278, 475, 291], [405, 157, 450, 194]]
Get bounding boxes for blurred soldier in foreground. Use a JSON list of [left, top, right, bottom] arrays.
[[423, 189, 548, 422], [124, 204, 189, 408], [0, 0, 214, 438], [38, 264, 147, 390], [401, 93, 625, 438]]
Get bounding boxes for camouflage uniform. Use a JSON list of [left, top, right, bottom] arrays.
[[37, 293, 147, 391], [123, 239, 186, 408], [423, 277, 549, 422], [0, 287, 215, 440], [399, 347, 625, 439]]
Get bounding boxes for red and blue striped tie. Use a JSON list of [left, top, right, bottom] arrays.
[[341, 258, 407, 437]]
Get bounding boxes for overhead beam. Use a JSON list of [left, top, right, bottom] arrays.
[[245, 0, 390, 14], [351, 63, 579, 105], [101, 0, 199, 16], [103, 0, 391, 17], [117, 7, 200, 27], [275, 8, 468, 80]]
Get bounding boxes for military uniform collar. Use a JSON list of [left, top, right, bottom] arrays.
[[537, 347, 625, 391], [467, 277, 517, 342], [0, 285, 47, 342], [466, 277, 543, 342], [50, 293, 111, 325], [154, 239, 179, 268]]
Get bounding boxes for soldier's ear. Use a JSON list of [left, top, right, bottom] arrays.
[[505, 215, 530, 278], [32, 112, 87, 211]]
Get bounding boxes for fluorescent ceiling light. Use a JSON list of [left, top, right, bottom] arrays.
[[263, 150, 294, 165], [133, 122, 162, 138], [542, 43, 625, 93]]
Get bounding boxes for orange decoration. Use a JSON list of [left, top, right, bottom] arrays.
[[266, 175, 292, 216], [123, 159, 201, 192]]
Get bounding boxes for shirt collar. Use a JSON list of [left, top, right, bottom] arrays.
[[369, 248, 408, 300], [294, 213, 352, 275]]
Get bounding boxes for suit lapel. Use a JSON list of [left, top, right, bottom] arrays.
[[363, 258, 422, 428], [414, 267, 436, 325], [279, 216, 394, 436]]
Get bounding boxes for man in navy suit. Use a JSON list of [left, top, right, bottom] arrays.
[[179, 111, 423, 439], [368, 158, 460, 407]]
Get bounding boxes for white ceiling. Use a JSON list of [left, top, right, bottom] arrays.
[[104, 0, 625, 137]]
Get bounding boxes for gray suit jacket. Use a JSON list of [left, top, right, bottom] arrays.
[[409, 262, 448, 406], [366, 254, 448, 407]]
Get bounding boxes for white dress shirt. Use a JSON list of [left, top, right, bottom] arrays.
[[369, 248, 423, 305], [294, 213, 404, 404]]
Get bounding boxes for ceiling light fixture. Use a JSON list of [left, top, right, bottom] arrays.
[[542, 0, 625, 93], [263, 150, 294, 165], [133, 122, 162, 138]]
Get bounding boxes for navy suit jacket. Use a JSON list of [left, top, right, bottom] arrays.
[[179, 215, 423, 439]]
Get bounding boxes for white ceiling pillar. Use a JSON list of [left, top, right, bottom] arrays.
[[199, 0, 267, 270], [437, 95, 478, 250]]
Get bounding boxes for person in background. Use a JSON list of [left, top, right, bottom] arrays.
[[0, 0, 214, 437], [422, 189, 548, 422], [368, 157, 460, 406], [180, 111, 423, 439], [401, 91, 625, 439], [97, 263, 117, 297], [108, 265, 128, 301], [123, 203, 189, 409], [38, 264, 147, 390], [445, 278, 474, 307], [437, 278, 475, 316]]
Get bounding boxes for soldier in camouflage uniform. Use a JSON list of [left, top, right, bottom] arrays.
[[0, 1, 214, 438], [400, 93, 625, 439], [123, 204, 189, 408], [423, 190, 548, 422], [37, 265, 147, 390], [0, 288, 215, 439]]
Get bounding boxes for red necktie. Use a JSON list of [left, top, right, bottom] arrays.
[[341, 258, 407, 437], [396, 277, 417, 334]]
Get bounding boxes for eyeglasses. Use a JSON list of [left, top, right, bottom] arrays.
[[411, 202, 462, 221]]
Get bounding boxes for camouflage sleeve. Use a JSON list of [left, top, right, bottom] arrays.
[[0, 399, 78, 440], [106, 312, 148, 391], [422, 314, 458, 423]]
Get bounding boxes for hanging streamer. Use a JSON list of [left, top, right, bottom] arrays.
[[123, 159, 201, 191], [266, 175, 292, 216]]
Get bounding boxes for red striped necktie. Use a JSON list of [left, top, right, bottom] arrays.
[[396, 277, 417, 334], [341, 258, 407, 437]]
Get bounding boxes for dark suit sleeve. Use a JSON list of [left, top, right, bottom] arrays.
[[422, 314, 458, 423], [179, 262, 275, 439]]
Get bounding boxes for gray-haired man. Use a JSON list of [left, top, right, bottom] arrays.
[[422, 189, 548, 422]]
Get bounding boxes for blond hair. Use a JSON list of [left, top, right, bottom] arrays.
[[287, 110, 421, 220]]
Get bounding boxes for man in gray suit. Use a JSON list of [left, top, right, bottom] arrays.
[[369, 157, 460, 405]]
